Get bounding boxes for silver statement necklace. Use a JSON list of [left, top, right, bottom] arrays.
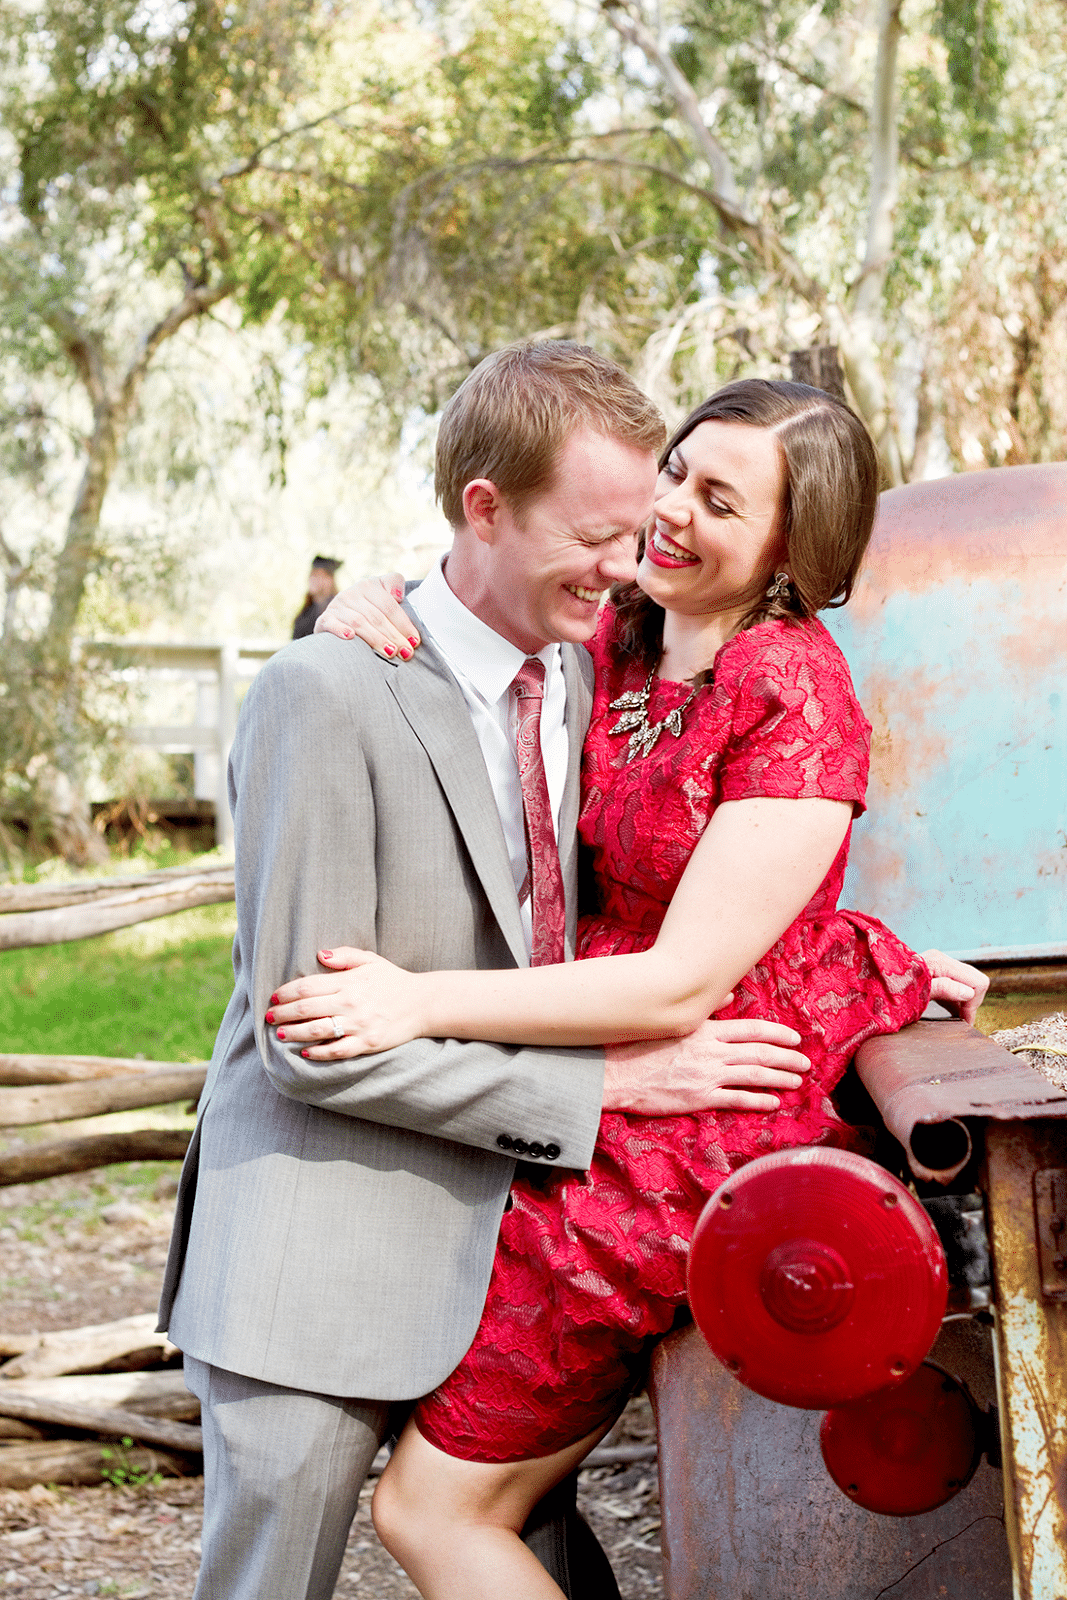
[[609, 668, 703, 761]]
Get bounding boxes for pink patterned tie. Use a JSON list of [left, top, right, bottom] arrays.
[[512, 658, 566, 967]]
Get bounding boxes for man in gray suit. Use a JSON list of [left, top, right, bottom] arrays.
[[159, 342, 811, 1599]]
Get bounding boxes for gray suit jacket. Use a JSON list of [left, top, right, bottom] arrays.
[[159, 626, 603, 1400]]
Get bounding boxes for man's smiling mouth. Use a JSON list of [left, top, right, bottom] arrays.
[[564, 583, 602, 602]]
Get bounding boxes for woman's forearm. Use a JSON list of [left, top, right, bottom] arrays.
[[412, 948, 724, 1047], [410, 796, 853, 1049]]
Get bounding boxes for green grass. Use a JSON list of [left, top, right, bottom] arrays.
[[2, 915, 237, 1062]]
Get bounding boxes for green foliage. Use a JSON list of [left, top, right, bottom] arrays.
[[99, 1436, 164, 1489], [2, 920, 235, 1059], [934, 0, 1007, 132]]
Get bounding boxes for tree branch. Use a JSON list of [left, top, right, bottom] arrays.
[[213, 102, 365, 186], [601, 0, 742, 208], [121, 280, 233, 409], [853, 0, 903, 317], [40, 310, 107, 409]]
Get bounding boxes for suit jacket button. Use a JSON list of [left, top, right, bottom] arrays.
[[496, 1134, 513, 1150], [527, 1142, 545, 1159], [511, 1138, 529, 1155], [544, 1143, 561, 1161]]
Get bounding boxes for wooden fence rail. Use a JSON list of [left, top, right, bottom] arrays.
[[0, 861, 235, 950]]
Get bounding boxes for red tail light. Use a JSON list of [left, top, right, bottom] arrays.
[[687, 1148, 948, 1407], [820, 1362, 982, 1515]]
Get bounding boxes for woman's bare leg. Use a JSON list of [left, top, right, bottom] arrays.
[[372, 1416, 613, 1600]]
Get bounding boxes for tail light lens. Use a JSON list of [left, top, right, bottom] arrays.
[[688, 1148, 948, 1408], [820, 1362, 982, 1515]]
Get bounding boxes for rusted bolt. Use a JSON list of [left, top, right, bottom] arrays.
[[1051, 1216, 1064, 1236], [882, 1193, 899, 1209]]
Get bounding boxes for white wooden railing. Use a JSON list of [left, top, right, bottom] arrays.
[[85, 639, 284, 848]]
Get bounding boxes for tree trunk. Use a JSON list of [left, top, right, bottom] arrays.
[[789, 346, 847, 399], [842, 0, 906, 483]]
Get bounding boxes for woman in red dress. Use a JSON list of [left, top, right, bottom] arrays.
[[271, 381, 984, 1599]]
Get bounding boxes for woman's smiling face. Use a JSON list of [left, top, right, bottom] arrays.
[[637, 420, 788, 629]]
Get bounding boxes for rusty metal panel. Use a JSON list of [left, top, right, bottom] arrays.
[[651, 1321, 1011, 1600], [857, 1020, 1067, 1181], [822, 463, 1067, 961], [1033, 1169, 1067, 1301], [985, 1120, 1067, 1600]]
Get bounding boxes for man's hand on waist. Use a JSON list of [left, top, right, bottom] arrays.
[[602, 1015, 810, 1116]]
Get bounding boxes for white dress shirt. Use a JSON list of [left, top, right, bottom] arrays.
[[409, 558, 568, 959]]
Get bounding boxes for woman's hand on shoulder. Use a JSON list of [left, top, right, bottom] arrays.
[[314, 574, 421, 659], [920, 949, 990, 1026], [265, 947, 429, 1058]]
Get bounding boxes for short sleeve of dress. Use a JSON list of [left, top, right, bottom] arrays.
[[717, 620, 871, 813]]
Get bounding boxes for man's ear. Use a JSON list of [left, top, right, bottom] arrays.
[[462, 479, 505, 544]]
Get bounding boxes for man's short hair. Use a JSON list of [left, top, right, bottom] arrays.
[[435, 341, 665, 530]]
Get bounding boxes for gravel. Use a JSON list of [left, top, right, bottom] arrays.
[[0, 1161, 662, 1598]]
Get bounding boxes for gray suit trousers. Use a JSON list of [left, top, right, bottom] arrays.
[[185, 1358, 389, 1600]]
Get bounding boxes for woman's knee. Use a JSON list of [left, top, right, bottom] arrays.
[[370, 1461, 413, 1558]]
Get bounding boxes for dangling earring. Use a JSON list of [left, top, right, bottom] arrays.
[[766, 571, 791, 603]]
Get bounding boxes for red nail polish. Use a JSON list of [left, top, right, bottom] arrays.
[[408, 637, 419, 647], [270, 993, 280, 1005], [265, 1011, 275, 1025], [400, 647, 412, 660], [320, 950, 333, 959], [343, 629, 354, 639], [277, 1029, 286, 1040], [301, 1049, 309, 1058], [383, 645, 395, 656]]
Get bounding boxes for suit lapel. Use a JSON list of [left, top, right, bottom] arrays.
[[385, 637, 529, 969]]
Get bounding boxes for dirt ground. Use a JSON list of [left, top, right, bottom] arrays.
[[0, 1159, 662, 1599]]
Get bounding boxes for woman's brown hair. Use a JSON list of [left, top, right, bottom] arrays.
[[612, 379, 879, 672]]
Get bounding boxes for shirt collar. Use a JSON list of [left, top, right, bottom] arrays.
[[409, 556, 560, 708]]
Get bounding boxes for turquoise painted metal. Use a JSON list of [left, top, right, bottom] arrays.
[[823, 463, 1067, 960]]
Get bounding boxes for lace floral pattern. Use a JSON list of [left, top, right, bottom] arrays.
[[414, 611, 931, 1463]]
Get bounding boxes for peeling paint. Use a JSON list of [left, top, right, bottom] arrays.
[[986, 1122, 1067, 1600], [824, 464, 1066, 957]]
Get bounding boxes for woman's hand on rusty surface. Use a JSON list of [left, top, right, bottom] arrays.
[[920, 949, 990, 1026], [266, 947, 427, 1058], [314, 574, 420, 659]]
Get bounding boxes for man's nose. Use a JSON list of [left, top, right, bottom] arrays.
[[597, 533, 639, 583]]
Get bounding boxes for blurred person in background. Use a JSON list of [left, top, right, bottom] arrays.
[[292, 556, 342, 639]]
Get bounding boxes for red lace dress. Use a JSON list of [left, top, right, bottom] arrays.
[[413, 611, 931, 1462]]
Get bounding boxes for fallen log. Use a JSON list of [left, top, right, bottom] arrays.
[[0, 861, 234, 913], [0, 1393, 201, 1452], [0, 1054, 205, 1086], [0, 1369, 198, 1421], [0, 1439, 187, 1488], [0, 1418, 45, 1440], [0, 1128, 191, 1187], [0, 1066, 207, 1127], [0, 867, 235, 950], [1, 1313, 177, 1380]]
